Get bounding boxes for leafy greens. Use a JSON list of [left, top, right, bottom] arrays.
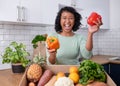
[[78, 60, 106, 85]]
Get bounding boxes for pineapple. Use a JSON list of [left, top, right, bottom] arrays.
[[27, 52, 46, 82]]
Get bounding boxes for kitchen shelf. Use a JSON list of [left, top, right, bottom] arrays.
[[0, 21, 53, 27]]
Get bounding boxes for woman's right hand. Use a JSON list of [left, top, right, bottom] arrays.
[[48, 48, 56, 53], [47, 47, 57, 56], [47, 48, 57, 64]]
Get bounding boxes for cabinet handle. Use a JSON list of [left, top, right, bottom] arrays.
[[17, 6, 26, 21], [17, 6, 21, 21], [21, 7, 25, 21]]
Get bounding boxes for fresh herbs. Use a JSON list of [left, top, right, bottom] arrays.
[[1, 41, 30, 67], [78, 60, 106, 85], [32, 34, 47, 49]]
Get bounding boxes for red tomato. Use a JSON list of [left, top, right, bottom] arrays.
[[87, 12, 102, 26]]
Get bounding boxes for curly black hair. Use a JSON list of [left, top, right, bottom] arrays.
[[55, 6, 82, 32]]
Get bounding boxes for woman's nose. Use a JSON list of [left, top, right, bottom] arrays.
[[65, 18, 70, 23]]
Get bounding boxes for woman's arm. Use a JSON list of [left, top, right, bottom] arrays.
[[86, 18, 102, 51], [86, 32, 93, 51]]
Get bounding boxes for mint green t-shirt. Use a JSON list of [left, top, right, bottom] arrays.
[[46, 33, 92, 65]]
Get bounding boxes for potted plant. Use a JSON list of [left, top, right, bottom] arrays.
[[1, 41, 30, 73]]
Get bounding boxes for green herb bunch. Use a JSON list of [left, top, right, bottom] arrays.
[[32, 34, 47, 48], [78, 60, 106, 85]]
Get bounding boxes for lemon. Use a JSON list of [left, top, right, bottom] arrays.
[[69, 66, 79, 73], [69, 72, 80, 84]]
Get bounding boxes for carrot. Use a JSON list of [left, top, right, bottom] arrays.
[[37, 69, 54, 86]]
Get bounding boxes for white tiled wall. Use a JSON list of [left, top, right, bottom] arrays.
[[98, 28, 120, 56], [0, 24, 55, 69], [0, 24, 120, 61], [0, 24, 54, 60]]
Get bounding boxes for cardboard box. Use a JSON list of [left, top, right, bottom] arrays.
[[19, 65, 117, 86]]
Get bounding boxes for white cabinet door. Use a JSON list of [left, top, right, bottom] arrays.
[[58, 0, 71, 6], [0, 0, 59, 24], [76, 0, 110, 29], [40, 0, 59, 25], [21, 0, 59, 24], [110, 0, 120, 29], [0, 0, 19, 21]]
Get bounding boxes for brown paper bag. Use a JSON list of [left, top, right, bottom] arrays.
[[33, 41, 46, 59]]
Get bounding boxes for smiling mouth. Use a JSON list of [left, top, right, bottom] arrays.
[[64, 24, 72, 30]]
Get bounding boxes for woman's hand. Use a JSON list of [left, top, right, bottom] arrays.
[[86, 18, 103, 51], [48, 48, 56, 53], [88, 18, 103, 34], [47, 48, 57, 64], [47, 48, 57, 57]]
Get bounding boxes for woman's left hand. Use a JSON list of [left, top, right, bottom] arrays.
[[88, 18, 103, 34]]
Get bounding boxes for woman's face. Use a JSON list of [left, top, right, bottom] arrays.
[[60, 11, 75, 33]]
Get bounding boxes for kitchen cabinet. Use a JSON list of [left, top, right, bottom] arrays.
[[102, 64, 109, 74], [0, 0, 59, 24], [109, 63, 120, 86], [0, 0, 19, 21], [22, 0, 72, 24], [76, 0, 110, 29], [0, 0, 110, 28], [21, 0, 59, 24], [110, 0, 120, 29], [0, 0, 76, 25], [37, 0, 71, 24], [21, 0, 71, 24], [58, 0, 71, 7], [103, 63, 120, 86]]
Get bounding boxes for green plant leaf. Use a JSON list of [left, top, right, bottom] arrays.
[[31, 34, 46, 49], [1, 41, 31, 67]]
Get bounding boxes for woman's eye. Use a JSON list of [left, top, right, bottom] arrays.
[[69, 18, 74, 20], [62, 17, 66, 20], [61, 17, 74, 20]]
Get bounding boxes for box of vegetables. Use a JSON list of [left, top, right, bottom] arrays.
[[19, 59, 116, 86]]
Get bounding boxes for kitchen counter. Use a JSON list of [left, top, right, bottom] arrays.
[[91, 55, 120, 64], [0, 55, 120, 86], [0, 69, 24, 86], [92, 55, 120, 86]]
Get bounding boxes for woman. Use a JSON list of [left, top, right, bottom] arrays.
[[46, 6, 102, 65]]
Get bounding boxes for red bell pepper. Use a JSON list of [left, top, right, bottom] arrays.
[[87, 12, 102, 26]]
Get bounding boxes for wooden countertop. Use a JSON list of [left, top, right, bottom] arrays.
[[0, 55, 120, 86], [0, 69, 24, 86], [91, 55, 120, 64]]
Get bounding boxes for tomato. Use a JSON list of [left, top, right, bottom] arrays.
[[87, 12, 102, 26]]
